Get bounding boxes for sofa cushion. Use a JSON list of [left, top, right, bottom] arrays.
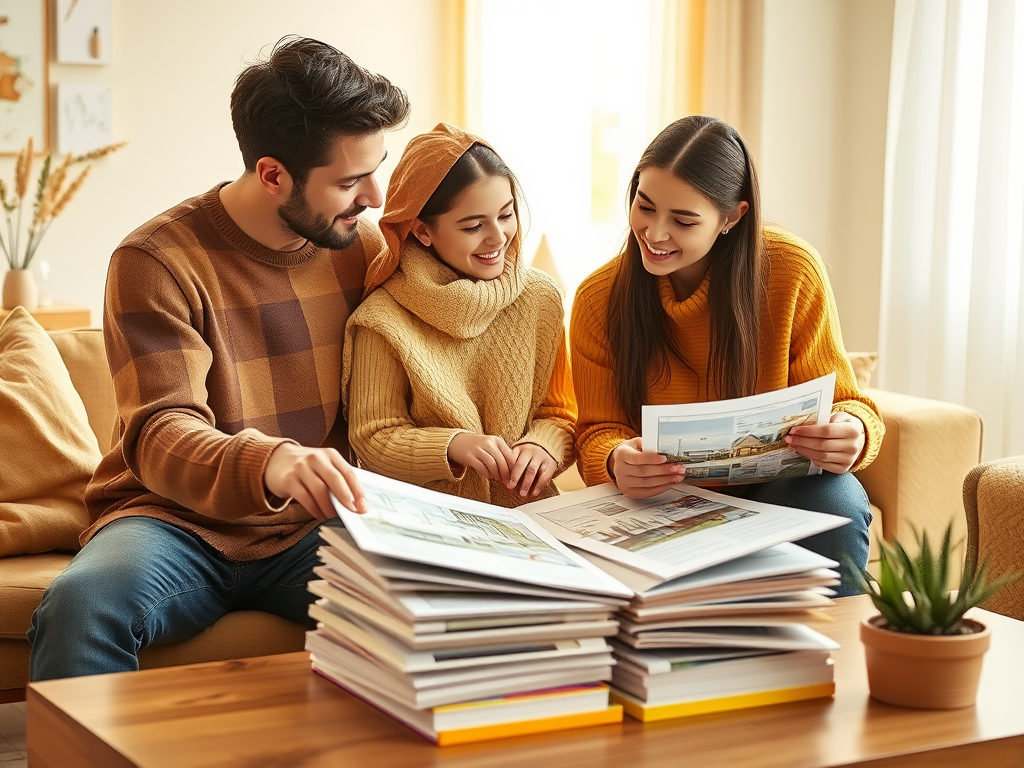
[[0, 308, 102, 556], [847, 351, 879, 390], [138, 611, 306, 670], [49, 327, 117, 453], [0, 552, 73, 639]]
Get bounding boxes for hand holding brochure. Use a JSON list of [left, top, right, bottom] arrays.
[[641, 373, 836, 486]]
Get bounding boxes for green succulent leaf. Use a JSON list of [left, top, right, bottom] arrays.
[[850, 521, 1024, 635]]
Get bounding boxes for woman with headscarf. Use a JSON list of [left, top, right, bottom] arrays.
[[342, 124, 576, 507]]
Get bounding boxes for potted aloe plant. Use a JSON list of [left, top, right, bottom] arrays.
[[848, 522, 1023, 709]]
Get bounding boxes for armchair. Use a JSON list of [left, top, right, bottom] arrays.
[[962, 456, 1024, 621]]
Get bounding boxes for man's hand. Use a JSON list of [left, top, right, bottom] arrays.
[[508, 443, 559, 498], [264, 443, 366, 519], [784, 411, 866, 474], [447, 433, 516, 486], [608, 437, 685, 498]]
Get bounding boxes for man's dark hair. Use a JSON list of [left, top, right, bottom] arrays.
[[231, 36, 410, 184]]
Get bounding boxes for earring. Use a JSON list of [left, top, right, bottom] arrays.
[[722, 227, 730, 235]]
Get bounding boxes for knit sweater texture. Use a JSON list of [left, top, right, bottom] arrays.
[[82, 184, 381, 561], [342, 241, 576, 507], [571, 226, 885, 486]]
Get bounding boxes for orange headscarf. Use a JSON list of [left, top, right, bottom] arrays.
[[363, 123, 522, 294]]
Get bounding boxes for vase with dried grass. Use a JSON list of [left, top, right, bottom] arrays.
[[1, 138, 125, 311]]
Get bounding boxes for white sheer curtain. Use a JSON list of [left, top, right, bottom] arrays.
[[879, 0, 1024, 459]]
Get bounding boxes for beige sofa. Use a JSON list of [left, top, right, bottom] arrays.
[[0, 327, 305, 703], [0, 327, 984, 702]]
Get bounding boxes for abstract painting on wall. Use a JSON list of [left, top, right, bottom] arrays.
[[56, 81, 112, 154], [0, 0, 48, 153]]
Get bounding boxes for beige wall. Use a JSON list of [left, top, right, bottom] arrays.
[[1, 1, 447, 325], [4, 1, 895, 350], [756, 0, 894, 353]]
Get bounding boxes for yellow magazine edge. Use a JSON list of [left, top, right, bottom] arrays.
[[436, 704, 623, 746], [610, 682, 835, 722], [435, 683, 610, 713]]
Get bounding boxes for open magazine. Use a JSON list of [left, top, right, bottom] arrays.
[[334, 468, 632, 599], [519, 482, 847, 588], [321, 469, 842, 727], [641, 373, 836, 486]]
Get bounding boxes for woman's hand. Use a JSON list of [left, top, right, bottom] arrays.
[[508, 443, 559, 499], [608, 437, 685, 498], [447, 433, 516, 485], [784, 411, 866, 474]]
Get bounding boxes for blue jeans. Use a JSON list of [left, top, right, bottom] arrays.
[[740, 471, 871, 597], [28, 516, 332, 681]]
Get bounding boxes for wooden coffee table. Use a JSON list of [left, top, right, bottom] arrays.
[[26, 596, 1024, 767]]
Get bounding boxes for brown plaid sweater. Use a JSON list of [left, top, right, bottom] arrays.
[[82, 184, 381, 561]]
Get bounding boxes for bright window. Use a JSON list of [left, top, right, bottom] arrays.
[[467, 0, 662, 299]]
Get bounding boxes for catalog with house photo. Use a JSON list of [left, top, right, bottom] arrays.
[[520, 483, 847, 585], [641, 374, 836, 486]]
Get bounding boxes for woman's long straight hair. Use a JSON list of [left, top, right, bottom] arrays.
[[607, 116, 764, 430]]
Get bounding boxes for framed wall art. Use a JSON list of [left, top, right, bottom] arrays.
[[0, 0, 49, 153], [55, 0, 111, 65], [56, 81, 111, 154]]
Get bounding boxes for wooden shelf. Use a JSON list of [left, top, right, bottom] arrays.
[[0, 302, 92, 330]]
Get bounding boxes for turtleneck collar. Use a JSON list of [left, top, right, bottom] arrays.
[[384, 240, 525, 339], [658, 271, 711, 325], [200, 184, 324, 268]]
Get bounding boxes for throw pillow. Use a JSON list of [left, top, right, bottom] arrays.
[[0, 307, 102, 555], [847, 351, 879, 390]]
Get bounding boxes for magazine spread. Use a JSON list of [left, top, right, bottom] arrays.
[[520, 483, 848, 583], [641, 374, 836, 486], [335, 468, 633, 599], [617, 623, 841, 651], [318, 527, 627, 604], [637, 543, 837, 597], [313, 618, 612, 675], [309, 635, 612, 709], [310, 656, 614, 741]]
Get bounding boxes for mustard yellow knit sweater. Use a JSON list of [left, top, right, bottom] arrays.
[[342, 243, 576, 507], [571, 226, 884, 486]]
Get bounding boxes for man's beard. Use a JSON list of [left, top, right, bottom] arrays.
[[278, 185, 366, 250]]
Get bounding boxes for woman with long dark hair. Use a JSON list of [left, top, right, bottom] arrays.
[[570, 116, 883, 595]]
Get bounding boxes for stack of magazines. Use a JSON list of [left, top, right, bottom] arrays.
[[306, 470, 630, 746], [518, 373, 847, 721], [521, 483, 844, 722]]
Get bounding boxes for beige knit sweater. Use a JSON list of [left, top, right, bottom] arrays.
[[342, 242, 576, 507]]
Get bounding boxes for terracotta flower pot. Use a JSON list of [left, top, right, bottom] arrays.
[[860, 614, 990, 709], [2, 268, 38, 311]]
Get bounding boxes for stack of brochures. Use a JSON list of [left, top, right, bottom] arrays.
[[307, 470, 630, 746], [521, 481, 845, 722]]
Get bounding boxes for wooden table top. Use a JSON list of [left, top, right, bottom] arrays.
[[27, 596, 1024, 768]]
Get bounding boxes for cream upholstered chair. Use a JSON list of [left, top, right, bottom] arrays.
[[962, 457, 1024, 621]]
